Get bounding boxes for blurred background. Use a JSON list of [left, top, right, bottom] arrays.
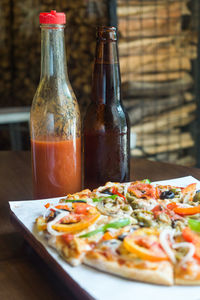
[[0, 0, 199, 167]]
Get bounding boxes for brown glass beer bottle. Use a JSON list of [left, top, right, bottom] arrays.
[[83, 26, 130, 190]]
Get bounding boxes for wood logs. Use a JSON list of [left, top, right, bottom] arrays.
[[0, 0, 107, 114], [117, 1, 190, 18], [0, 0, 12, 106], [118, 0, 198, 166], [131, 103, 196, 134], [124, 93, 194, 124], [122, 73, 193, 97]]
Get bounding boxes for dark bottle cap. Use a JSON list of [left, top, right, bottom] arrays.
[[97, 26, 117, 41]]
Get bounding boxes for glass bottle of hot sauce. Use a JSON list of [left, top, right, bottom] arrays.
[[30, 11, 81, 199], [83, 26, 130, 190]]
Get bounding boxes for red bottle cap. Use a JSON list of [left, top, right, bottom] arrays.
[[39, 10, 66, 24]]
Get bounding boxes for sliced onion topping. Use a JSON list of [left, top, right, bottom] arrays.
[[159, 229, 176, 264], [172, 242, 195, 265], [96, 182, 117, 193], [47, 211, 69, 236], [123, 183, 131, 198]]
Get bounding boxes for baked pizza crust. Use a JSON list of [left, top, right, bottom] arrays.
[[48, 235, 90, 266], [175, 278, 200, 285], [36, 181, 200, 286], [174, 261, 200, 285], [84, 252, 173, 286]]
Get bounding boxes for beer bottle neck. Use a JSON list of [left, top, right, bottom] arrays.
[[40, 24, 68, 83], [92, 37, 121, 105]]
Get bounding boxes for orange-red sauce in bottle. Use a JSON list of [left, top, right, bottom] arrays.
[[31, 138, 81, 199]]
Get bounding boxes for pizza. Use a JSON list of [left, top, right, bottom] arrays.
[[35, 180, 200, 286]]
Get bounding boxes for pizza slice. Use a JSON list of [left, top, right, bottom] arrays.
[[36, 200, 103, 265], [85, 224, 200, 286], [83, 227, 173, 286], [154, 225, 200, 285], [173, 226, 200, 285], [35, 195, 132, 266]]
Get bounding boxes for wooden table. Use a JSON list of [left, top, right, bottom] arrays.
[[1, 151, 200, 299]]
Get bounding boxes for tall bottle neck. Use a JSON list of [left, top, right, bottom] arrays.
[[92, 28, 121, 105], [40, 24, 68, 82]]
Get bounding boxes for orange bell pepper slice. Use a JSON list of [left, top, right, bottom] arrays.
[[123, 228, 168, 262], [102, 231, 114, 241], [42, 202, 100, 234], [52, 212, 100, 233], [173, 205, 200, 216], [55, 204, 70, 210]]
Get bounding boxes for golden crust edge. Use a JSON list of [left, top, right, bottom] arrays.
[[175, 278, 200, 285], [83, 256, 173, 286], [48, 235, 84, 266]]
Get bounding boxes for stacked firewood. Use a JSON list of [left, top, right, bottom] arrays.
[[117, 0, 198, 166], [0, 0, 12, 106], [0, 0, 107, 113]]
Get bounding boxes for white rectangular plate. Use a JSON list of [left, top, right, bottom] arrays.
[[9, 176, 200, 300]]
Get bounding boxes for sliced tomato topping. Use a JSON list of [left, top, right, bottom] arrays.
[[72, 203, 93, 214], [59, 214, 82, 224], [55, 203, 94, 215], [151, 205, 164, 218], [128, 182, 159, 200], [166, 203, 178, 210], [182, 227, 200, 261], [123, 228, 168, 262], [152, 204, 182, 221], [62, 233, 74, 244], [181, 183, 197, 200]]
